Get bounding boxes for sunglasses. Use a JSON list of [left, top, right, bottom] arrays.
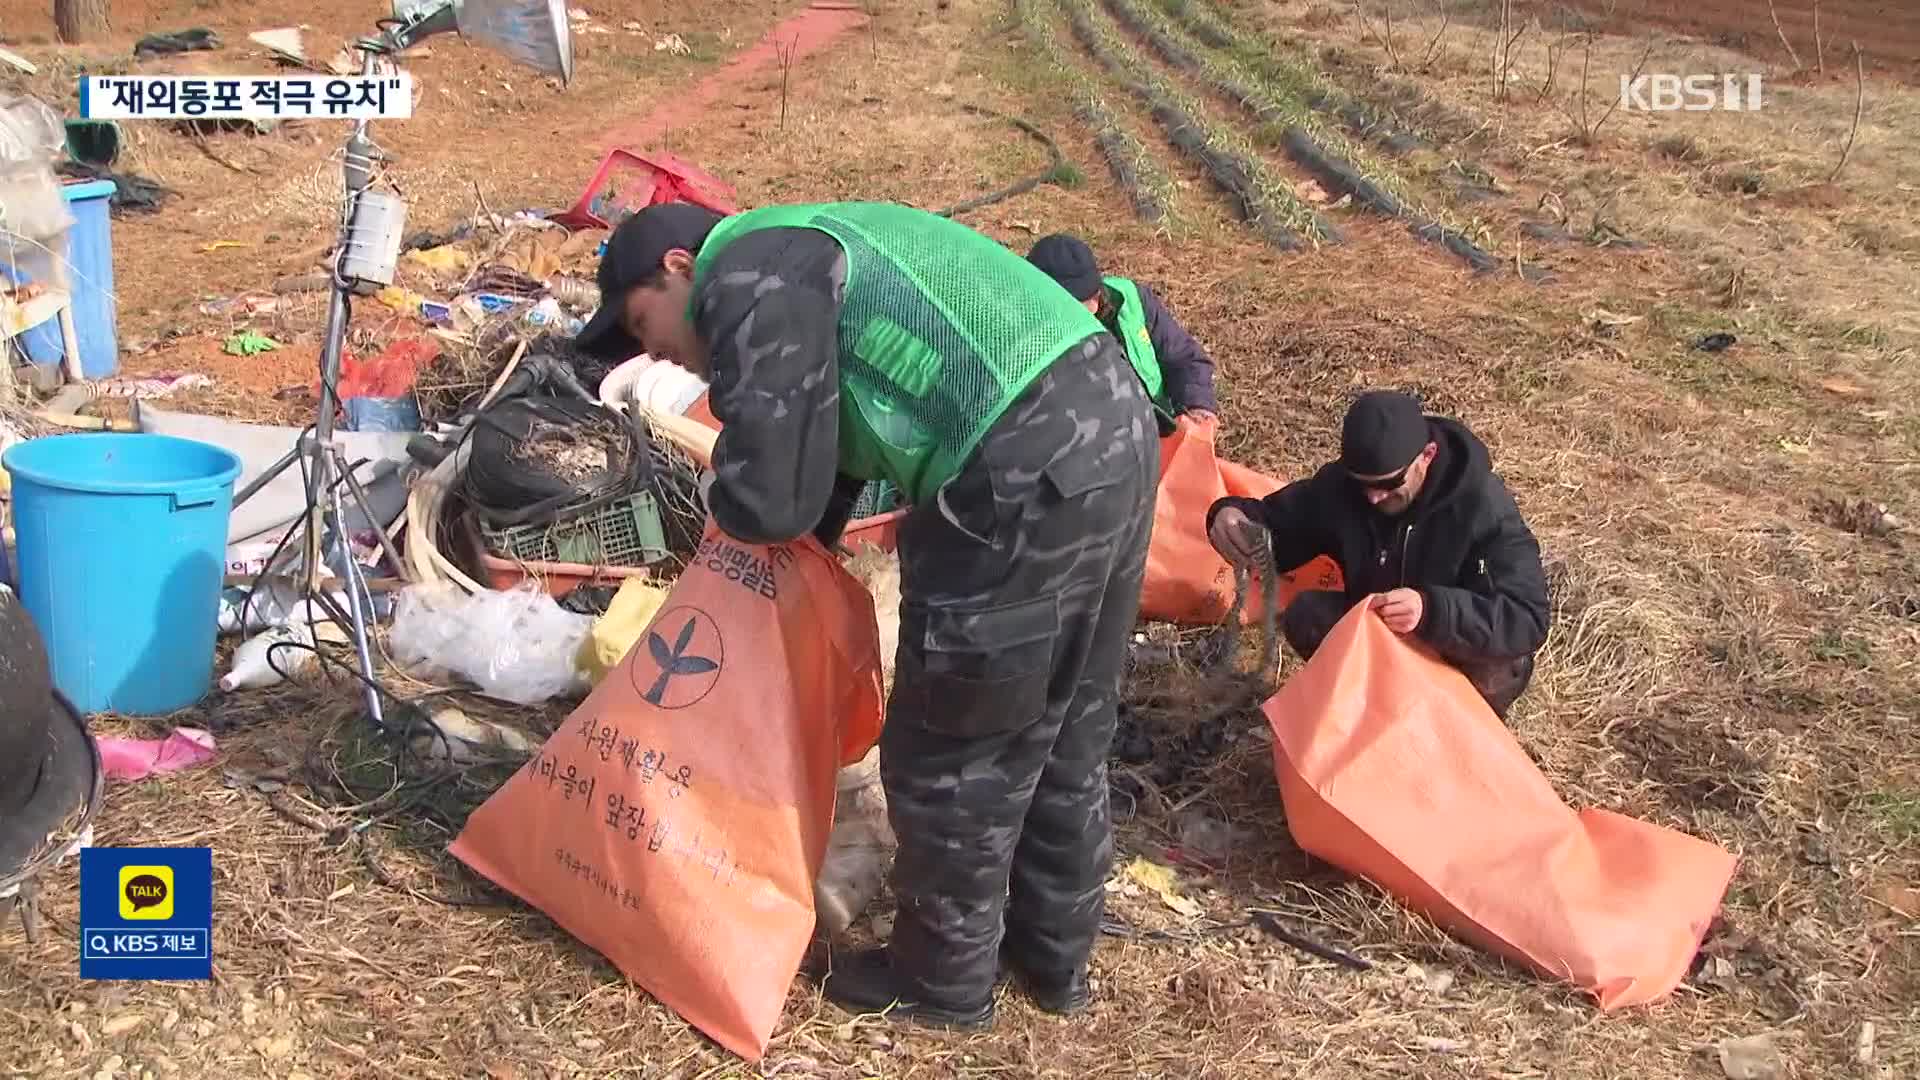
[[1349, 463, 1413, 492]]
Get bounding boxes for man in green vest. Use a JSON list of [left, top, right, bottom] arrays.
[[577, 201, 1159, 1028], [1027, 233, 1219, 434]]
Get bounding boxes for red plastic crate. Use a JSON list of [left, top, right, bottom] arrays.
[[552, 149, 739, 230]]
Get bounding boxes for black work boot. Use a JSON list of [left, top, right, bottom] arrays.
[[820, 947, 995, 1029], [998, 946, 1091, 1016]]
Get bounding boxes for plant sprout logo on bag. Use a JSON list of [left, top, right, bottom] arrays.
[[632, 607, 725, 709]]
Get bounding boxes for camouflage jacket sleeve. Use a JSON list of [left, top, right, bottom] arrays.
[[691, 226, 848, 546]]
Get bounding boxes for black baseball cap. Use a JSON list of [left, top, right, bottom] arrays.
[[1026, 233, 1102, 302], [575, 202, 725, 361], [1341, 391, 1431, 477]]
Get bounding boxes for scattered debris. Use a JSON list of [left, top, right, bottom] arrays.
[[404, 245, 472, 276], [93, 374, 214, 399], [1587, 307, 1643, 336], [337, 337, 439, 402], [99, 1014, 145, 1037], [248, 28, 308, 66], [1694, 332, 1737, 352], [655, 34, 692, 55], [1410, 963, 1455, 995], [98, 728, 218, 782], [1856, 1021, 1877, 1065], [1249, 910, 1373, 970], [1716, 1032, 1783, 1080], [134, 29, 221, 60], [388, 583, 594, 705], [1814, 497, 1902, 539], [199, 294, 280, 318], [54, 161, 177, 213], [0, 47, 37, 76], [409, 706, 539, 764], [1696, 954, 1740, 992], [1122, 857, 1203, 918], [222, 331, 281, 357]]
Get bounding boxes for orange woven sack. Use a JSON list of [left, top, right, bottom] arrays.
[[450, 527, 885, 1060], [1140, 415, 1344, 625], [1263, 602, 1737, 1009]]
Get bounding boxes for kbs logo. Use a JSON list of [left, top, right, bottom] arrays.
[[119, 866, 174, 920], [1619, 74, 1764, 112]]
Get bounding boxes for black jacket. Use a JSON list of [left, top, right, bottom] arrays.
[[1206, 418, 1550, 665]]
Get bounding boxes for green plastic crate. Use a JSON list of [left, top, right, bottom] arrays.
[[851, 479, 901, 519], [479, 490, 670, 568]]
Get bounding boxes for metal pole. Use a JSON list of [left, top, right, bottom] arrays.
[[327, 447, 386, 729], [299, 44, 388, 727]]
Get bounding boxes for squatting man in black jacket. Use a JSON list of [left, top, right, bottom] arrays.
[[1205, 391, 1551, 716]]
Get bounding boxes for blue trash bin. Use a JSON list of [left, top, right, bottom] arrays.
[[2, 433, 242, 715], [10, 179, 119, 379]]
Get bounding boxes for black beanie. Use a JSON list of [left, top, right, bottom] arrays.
[[1341, 391, 1430, 476], [1026, 233, 1102, 302]]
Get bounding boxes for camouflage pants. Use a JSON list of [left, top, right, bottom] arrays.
[[1282, 590, 1535, 719], [879, 334, 1158, 1006]]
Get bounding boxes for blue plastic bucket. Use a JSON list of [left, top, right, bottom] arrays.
[[2, 433, 242, 715], [11, 179, 120, 379]]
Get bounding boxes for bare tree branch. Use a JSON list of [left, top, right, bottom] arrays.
[[775, 37, 797, 131], [1382, 1, 1403, 70], [1418, 1, 1452, 69], [1829, 42, 1865, 183], [1538, 32, 1570, 105], [1814, 0, 1826, 77], [1350, 1, 1407, 71], [1768, 0, 1804, 72], [1582, 33, 1656, 142]]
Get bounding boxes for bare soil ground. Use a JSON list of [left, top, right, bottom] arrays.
[[3, 0, 1918, 1078], [1563, 0, 1920, 81]]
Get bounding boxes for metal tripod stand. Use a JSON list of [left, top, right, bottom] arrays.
[[229, 42, 414, 730]]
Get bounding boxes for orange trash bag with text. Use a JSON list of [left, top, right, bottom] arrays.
[[1262, 603, 1737, 1009], [450, 527, 885, 1061], [1140, 415, 1343, 625]]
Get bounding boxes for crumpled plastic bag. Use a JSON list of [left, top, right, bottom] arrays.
[[99, 728, 218, 781], [388, 583, 594, 705], [815, 746, 891, 937], [810, 545, 903, 936]]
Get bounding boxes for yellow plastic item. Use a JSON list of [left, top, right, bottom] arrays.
[[375, 285, 427, 316], [403, 245, 471, 275], [576, 577, 670, 685]]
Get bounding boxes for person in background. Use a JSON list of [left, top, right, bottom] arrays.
[[1205, 391, 1550, 717], [1026, 233, 1218, 435], [576, 201, 1157, 1028]]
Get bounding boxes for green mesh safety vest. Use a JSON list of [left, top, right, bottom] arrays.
[[1102, 275, 1175, 422], [690, 202, 1104, 503]]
